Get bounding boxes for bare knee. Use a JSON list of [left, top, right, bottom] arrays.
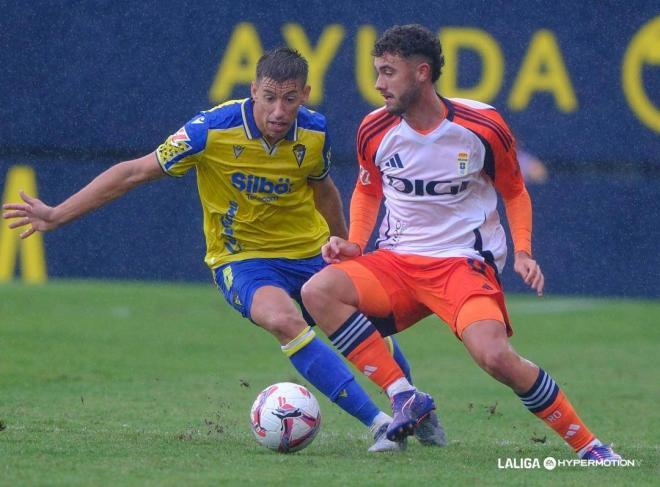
[[249, 286, 308, 344], [301, 268, 358, 335], [301, 268, 350, 315], [256, 310, 307, 344], [300, 277, 326, 314]]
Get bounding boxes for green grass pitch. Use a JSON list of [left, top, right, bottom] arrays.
[[1, 280, 658, 485]]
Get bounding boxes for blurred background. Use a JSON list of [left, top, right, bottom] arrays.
[[1, 0, 659, 297]]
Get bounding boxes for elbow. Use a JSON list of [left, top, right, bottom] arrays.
[[122, 155, 161, 188]]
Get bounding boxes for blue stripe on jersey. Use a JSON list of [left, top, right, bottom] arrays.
[[203, 100, 245, 131], [472, 229, 497, 274], [163, 102, 247, 170], [297, 106, 326, 132], [241, 98, 261, 139], [463, 128, 495, 181], [444, 97, 456, 121], [375, 207, 392, 249]]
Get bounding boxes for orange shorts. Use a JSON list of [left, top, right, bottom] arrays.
[[332, 250, 511, 339]]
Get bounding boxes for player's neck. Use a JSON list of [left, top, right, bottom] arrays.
[[402, 90, 446, 132]]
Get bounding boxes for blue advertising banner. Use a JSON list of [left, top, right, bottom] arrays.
[[1, 1, 659, 165], [1, 2, 659, 296], [1, 161, 658, 297]]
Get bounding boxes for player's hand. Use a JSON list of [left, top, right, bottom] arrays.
[[513, 251, 544, 296], [321, 236, 362, 264], [2, 191, 57, 239]]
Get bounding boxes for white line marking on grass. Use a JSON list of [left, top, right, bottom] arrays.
[[111, 306, 132, 318], [508, 299, 606, 315]]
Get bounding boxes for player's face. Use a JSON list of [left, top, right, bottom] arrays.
[[251, 77, 310, 144], [374, 53, 423, 116]]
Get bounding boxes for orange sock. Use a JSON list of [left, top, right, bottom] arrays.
[[535, 390, 595, 452], [346, 331, 404, 390], [329, 311, 404, 390], [517, 368, 595, 452]]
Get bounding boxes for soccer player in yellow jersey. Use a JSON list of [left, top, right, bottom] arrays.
[[3, 47, 445, 451]]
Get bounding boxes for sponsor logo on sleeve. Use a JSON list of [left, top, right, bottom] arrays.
[[359, 166, 371, 185], [170, 127, 191, 148], [157, 127, 193, 165]]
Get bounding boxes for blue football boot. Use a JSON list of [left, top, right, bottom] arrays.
[[386, 390, 436, 442]]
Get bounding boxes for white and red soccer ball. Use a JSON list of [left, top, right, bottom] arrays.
[[250, 382, 321, 453]]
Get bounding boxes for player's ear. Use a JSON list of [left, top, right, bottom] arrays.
[[416, 62, 431, 83], [250, 80, 258, 99], [301, 84, 311, 104]]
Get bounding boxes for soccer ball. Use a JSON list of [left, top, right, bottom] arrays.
[[250, 382, 321, 453]]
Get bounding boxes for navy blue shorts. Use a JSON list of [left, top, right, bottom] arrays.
[[213, 255, 327, 323]]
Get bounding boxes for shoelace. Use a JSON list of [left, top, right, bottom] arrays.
[[392, 391, 414, 409], [586, 446, 617, 460]]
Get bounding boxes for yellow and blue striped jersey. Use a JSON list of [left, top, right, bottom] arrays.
[[156, 98, 331, 269]]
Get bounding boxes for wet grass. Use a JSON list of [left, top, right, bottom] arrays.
[[1, 280, 658, 485]]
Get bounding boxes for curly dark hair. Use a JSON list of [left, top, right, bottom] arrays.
[[372, 24, 445, 82], [256, 47, 308, 84]]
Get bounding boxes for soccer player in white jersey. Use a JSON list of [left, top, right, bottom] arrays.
[[3, 47, 445, 452], [301, 25, 621, 461]]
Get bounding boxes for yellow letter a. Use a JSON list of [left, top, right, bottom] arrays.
[[0, 166, 47, 283], [508, 30, 577, 112], [209, 23, 264, 104]]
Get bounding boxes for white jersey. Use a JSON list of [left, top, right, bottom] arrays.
[[354, 98, 526, 273]]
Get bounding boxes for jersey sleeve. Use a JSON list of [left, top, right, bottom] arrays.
[[308, 127, 331, 181], [156, 113, 209, 177], [348, 187, 381, 252], [354, 115, 385, 198], [482, 111, 525, 199], [482, 112, 532, 254], [348, 113, 391, 248]]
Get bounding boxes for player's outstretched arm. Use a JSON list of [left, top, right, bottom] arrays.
[[2, 152, 164, 239], [310, 176, 348, 239]]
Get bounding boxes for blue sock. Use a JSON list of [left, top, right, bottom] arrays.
[[386, 336, 413, 384], [283, 327, 380, 427]]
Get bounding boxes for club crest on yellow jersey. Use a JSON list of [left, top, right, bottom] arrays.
[[293, 143, 306, 167]]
